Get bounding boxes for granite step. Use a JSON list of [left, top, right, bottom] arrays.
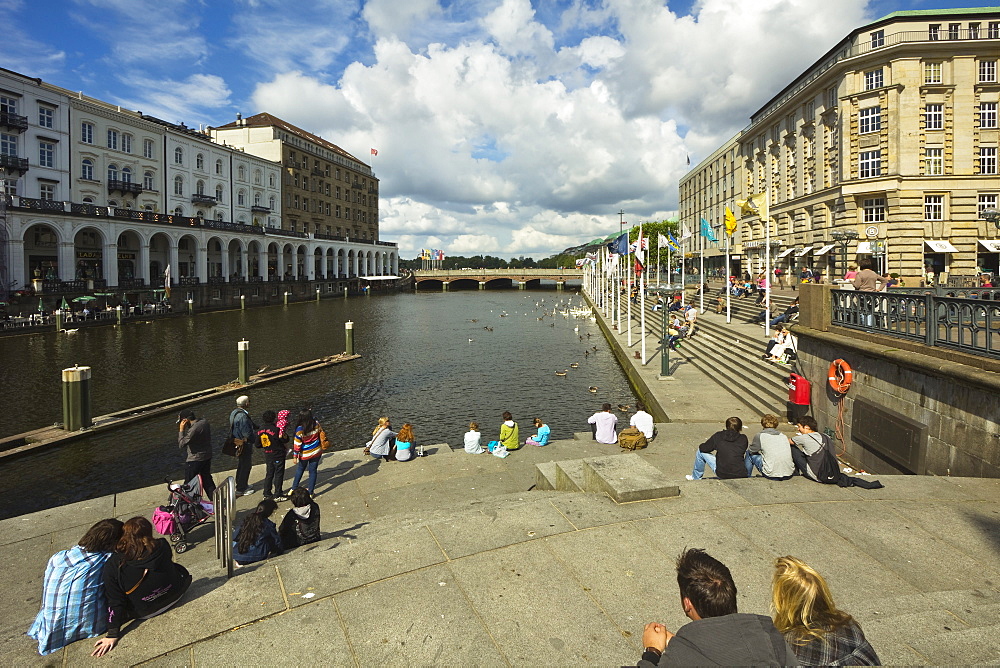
[[535, 454, 680, 503]]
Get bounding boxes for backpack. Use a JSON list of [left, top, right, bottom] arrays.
[[810, 433, 842, 484], [618, 426, 648, 451]]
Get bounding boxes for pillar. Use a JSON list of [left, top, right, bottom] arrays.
[[442, 281, 448, 291], [557, 281, 565, 291], [221, 246, 231, 282], [61, 365, 93, 431], [187, 299, 194, 315], [58, 241, 75, 281], [237, 340, 250, 385], [517, 281, 525, 290], [240, 294, 246, 310], [345, 321, 354, 355], [138, 241, 151, 283], [168, 243, 179, 289], [8, 239, 25, 289], [103, 242, 119, 288], [479, 281, 486, 290], [197, 246, 208, 284]]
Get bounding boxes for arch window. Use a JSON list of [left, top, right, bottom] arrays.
[[197, 210, 205, 218], [268, 173, 275, 187], [196, 179, 205, 195], [174, 147, 183, 165], [254, 169, 262, 184], [238, 189, 246, 206], [174, 175, 184, 196], [238, 165, 246, 180], [216, 211, 224, 221], [143, 171, 154, 190], [215, 158, 223, 175], [82, 196, 94, 203], [81, 158, 94, 180], [107, 164, 118, 181], [108, 200, 118, 207], [144, 204, 153, 211], [269, 195, 276, 210], [254, 192, 261, 206], [196, 153, 204, 170], [215, 184, 224, 200], [121, 166, 132, 183], [173, 207, 184, 217]]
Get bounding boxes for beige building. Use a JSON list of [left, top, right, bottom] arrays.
[[211, 114, 380, 242], [685, 8, 1000, 286]]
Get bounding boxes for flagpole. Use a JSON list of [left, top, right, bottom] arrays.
[[640, 223, 647, 364], [656, 234, 661, 289], [627, 237, 633, 348], [681, 235, 686, 306], [699, 228, 705, 314], [764, 192, 771, 331], [726, 231, 732, 324]]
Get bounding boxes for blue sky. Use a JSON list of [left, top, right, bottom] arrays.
[[2, 0, 994, 258]]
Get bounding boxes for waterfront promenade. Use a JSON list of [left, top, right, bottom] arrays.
[[2, 298, 999, 665]]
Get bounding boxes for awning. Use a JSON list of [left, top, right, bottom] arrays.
[[813, 244, 837, 256], [924, 240, 958, 253], [360, 275, 400, 281], [978, 239, 1000, 253], [857, 241, 872, 254], [796, 247, 814, 257], [776, 248, 796, 258]]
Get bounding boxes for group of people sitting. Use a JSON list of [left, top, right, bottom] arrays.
[[639, 547, 879, 666], [762, 325, 795, 363], [685, 414, 883, 489], [587, 401, 656, 445], [463, 413, 551, 455], [232, 486, 322, 567]]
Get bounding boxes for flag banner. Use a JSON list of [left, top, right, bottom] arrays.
[[666, 232, 682, 251], [680, 225, 692, 241], [586, 252, 597, 262], [576, 258, 587, 267], [634, 257, 644, 276], [736, 192, 768, 221], [657, 233, 669, 247], [724, 206, 738, 235], [164, 264, 171, 299], [700, 218, 717, 242], [608, 232, 629, 255], [371, 148, 378, 156]]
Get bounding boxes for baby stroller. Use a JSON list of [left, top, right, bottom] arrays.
[[152, 474, 214, 554]]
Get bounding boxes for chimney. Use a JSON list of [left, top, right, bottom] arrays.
[[236, 112, 244, 127]]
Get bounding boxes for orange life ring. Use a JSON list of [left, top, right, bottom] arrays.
[[828, 359, 852, 394]]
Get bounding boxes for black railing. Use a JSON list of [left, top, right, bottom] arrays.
[[248, 276, 264, 283], [264, 226, 308, 238], [208, 276, 227, 285], [70, 203, 110, 217], [107, 180, 143, 195], [191, 193, 218, 205], [179, 277, 200, 286], [0, 154, 29, 174], [150, 277, 165, 288], [119, 278, 146, 289], [376, 240, 397, 247], [0, 111, 29, 132], [251, 204, 270, 213], [831, 290, 1000, 359], [204, 219, 264, 235], [18, 197, 65, 212]]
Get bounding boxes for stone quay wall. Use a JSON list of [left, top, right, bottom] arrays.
[[795, 284, 1000, 478]]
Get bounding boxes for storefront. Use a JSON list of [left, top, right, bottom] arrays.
[[117, 251, 136, 281], [922, 239, 957, 283], [75, 250, 102, 280], [977, 239, 1000, 278]]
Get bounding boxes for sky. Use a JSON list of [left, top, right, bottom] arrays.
[[1, 0, 992, 259]]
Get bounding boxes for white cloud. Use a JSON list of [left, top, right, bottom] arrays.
[[0, 0, 66, 76], [116, 73, 232, 123], [362, 0, 441, 39]]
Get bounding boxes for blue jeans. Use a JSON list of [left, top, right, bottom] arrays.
[[690, 451, 717, 479], [291, 457, 320, 495], [746, 452, 762, 477]]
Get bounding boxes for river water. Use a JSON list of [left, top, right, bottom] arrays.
[[0, 287, 637, 519]]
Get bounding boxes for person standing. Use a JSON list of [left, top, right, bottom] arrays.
[[686, 417, 749, 480], [255, 410, 289, 502], [852, 258, 883, 292], [499, 411, 521, 451], [230, 396, 258, 497], [746, 414, 795, 480], [176, 408, 215, 496], [291, 409, 325, 494], [588, 403, 618, 444]]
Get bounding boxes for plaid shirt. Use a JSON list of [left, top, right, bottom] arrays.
[[787, 621, 880, 666], [27, 546, 113, 655]]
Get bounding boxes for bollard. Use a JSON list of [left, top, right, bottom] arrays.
[[54, 309, 63, 331], [479, 281, 485, 290], [61, 365, 93, 431], [660, 306, 671, 378], [240, 295, 245, 310], [316, 288, 320, 302], [116, 305, 123, 325], [345, 321, 354, 355], [284, 291, 290, 306], [557, 281, 564, 291], [343, 286, 348, 298], [187, 299, 194, 316], [237, 340, 250, 384]]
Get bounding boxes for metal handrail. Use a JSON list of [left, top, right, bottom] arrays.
[[213, 476, 236, 578]]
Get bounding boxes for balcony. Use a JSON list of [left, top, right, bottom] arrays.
[[264, 226, 308, 239], [191, 193, 218, 205], [107, 179, 143, 195], [351, 183, 363, 189], [0, 154, 30, 174], [203, 219, 264, 235], [119, 278, 146, 289], [0, 111, 29, 133], [16, 196, 66, 212], [251, 204, 271, 213]]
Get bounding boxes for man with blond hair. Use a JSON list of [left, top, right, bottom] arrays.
[[746, 414, 795, 480]]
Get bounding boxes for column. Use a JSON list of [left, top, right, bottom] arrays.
[[197, 246, 208, 283], [138, 242, 151, 283], [258, 245, 267, 279], [392, 253, 398, 275], [168, 243, 179, 288], [8, 239, 25, 288], [306, 247, 316, 280], [58, 241, 75, 281], [240, 246, 248, 279], [220, 246, 230, 282], [103, 243, 119, 287], [351, 251, 358, 277]]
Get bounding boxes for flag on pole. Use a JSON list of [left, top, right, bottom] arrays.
[[724, 206, 738, 235], [608, 232, 629, 256], [371, 148, 378, 156], [666, 232, 682, 252], [164, 264, 171, 299], [700, 218, 718, 242], [736, 192, 768, 221], [680, 224, 693, 241], [657, 233, 669, 247]]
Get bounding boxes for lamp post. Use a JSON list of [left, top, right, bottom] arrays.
[[983, 207, 1000, 230], [831, 229, 859, 279]]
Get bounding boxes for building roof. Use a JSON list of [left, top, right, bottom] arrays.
[[214, 112, 367, 167], [867, 7, 1000, 26]]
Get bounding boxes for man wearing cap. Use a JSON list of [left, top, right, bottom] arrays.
[[177, 409, 215, 496], [230, 396, 258, 496]]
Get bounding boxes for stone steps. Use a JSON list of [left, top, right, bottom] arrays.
[[535, 453, 679, 502]]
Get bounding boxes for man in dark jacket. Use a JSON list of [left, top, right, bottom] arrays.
[[177, 408, 215, 496], [685, 417, 749, 480], [230, 395, 258, 497], [638, 548, 796, 667], [256, 410, 289, 502]]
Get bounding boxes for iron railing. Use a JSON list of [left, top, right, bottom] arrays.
[[832, 289, 1000, 359], [213, 476, 236, 578]]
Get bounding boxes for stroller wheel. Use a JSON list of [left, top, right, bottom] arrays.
[[173, 542, 189, 554], [170, 533, 183, 542]]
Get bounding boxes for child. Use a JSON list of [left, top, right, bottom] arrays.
[[232, 500, 282, 566], [464, 422, 485, 453], [525, 417, 550, 447], [256, 410, 289, 502], [278, 487, 321, 548]]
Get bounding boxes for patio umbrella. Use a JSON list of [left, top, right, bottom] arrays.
[[38, 298, 44, 312], [60, 297, 70, 310], [72, 295, 98, 303]]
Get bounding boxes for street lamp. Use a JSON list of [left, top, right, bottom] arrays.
[[983, 207, 1000, 230], [831, 229, 859, 279]]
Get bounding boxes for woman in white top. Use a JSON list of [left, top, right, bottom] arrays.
[[464, 422, 485, 453], [765, 327, 791, 363]]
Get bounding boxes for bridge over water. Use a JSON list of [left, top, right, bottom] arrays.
[[413, 268, 583, 290]]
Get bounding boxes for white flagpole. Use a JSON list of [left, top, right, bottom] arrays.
[[656, 235, 661, 288], [699, 226, 705, 314], [640, 224, 647, 364], [627, 241, 633, 348], [681, 234, 686, 306], [726, 230, 732, 324], [764, 192, 771, 330]]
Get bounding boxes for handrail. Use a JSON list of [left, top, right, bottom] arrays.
[[213, 476, 236, 578]]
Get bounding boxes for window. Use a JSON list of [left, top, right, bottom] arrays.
[[81, 158, 94, 180], [238, 190, 246, 206], [0, 96, 16, 114], [269, 173, 275, 187], [121, 166, 132, 183], [143, 138, 154, 158], [174, 175, 183, 196], [174, 147, 183, 165], [969, 23, 980, 39], [980, 60, 998, 83], [862, 198, 886, 223], [864, 69, 883, 90], [929, 24, 940, 40], [980, 194, 999, 217], [925, 104, 943, 130], [858, 106, 881, 134], [238, 165, 246, 180], [990, 22, 1000, 39], [924, 62, 942, 84], [38, 106, 54, 128], [924, 195, 944, 220], [196, 153, 204, 170], [39, 183, 55, 201], [122, 134, 132, 154], [269, 195, 276, 210], [925, 148, 943, 175], [254, 192, 261, 206], [107, 164, 118, 181], [38, 141, 54, 168], [948, 23, 960, 40], [216, 184, 223, 200], [174, 207, 183, 217], [143, 171, 154, 190], [215, 159, 223, 175], [336, 204, 341, 218], [859, 150, 881, 178], [196, 179, 205, 195], [870, 30, 884, 48], [81, 122, 94, 144], [982, 147, 998, 175], [254, 169, 261, 185], [107, 129, 119, 150], [982, 102, 998, 129]]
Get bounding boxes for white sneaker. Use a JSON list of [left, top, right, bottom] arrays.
[[685, 474, 695, 481], [241, 488, 257, 497]]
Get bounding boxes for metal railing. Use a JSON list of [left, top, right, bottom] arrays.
[[831, 289, 1000, 359], [213, 476, 236, 578]]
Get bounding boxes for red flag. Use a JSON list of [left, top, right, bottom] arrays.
[[370, 148, 378, 156], [634, 258, 644, 276]]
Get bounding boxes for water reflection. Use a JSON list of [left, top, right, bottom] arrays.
[[0, 288, 637, 518]]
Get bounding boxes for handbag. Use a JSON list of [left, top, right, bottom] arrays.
[[319, 428, 332, 452], [221, 428, 246, 457]]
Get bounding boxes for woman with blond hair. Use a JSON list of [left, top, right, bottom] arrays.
[[772, 556, 879, 666], [365, 416, 394, 460]]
